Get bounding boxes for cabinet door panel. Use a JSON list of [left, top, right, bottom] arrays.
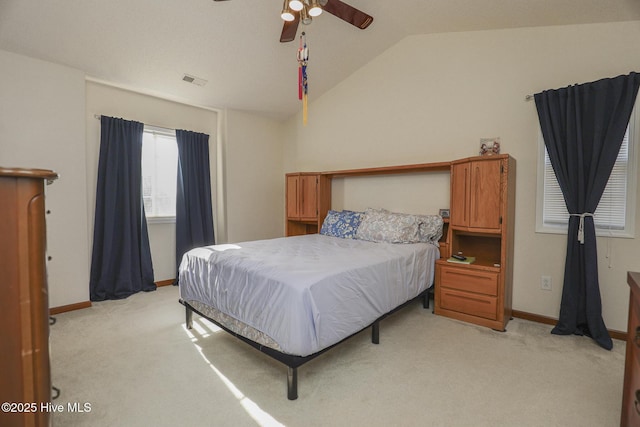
[[286, 176, 299, 219], [299, 175, 317, 220], [469, 160, 501, 230], [450, 162, 469, 227]]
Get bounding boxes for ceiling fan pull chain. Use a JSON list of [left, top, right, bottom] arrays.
[[297, 32, 309, 125]]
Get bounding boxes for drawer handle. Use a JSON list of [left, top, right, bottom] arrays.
[[635, 326, 640, 347], [635, 390, 640, 415]]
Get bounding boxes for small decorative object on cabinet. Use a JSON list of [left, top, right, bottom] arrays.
[[285, 172, 331, 236], [0, 167, 58, 427], [621, 271, 640, 427], [479, 137, 501, 156], [435, 154, 515, 331]]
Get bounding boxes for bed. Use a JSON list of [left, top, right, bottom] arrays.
[[178, 209, 442, 399]]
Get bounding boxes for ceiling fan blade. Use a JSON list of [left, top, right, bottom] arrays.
[[322, 0, 373, 29], [280, 13, 300, 43]]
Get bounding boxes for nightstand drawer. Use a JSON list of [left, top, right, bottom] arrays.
[[440, 288, 498, 320], [439, 266, 499, 296]]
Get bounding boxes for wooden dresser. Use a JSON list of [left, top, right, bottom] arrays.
[[0, 167, 58, 427], [622, 271, 640, 427]]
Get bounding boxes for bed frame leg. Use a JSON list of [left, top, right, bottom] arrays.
[[287, 367, 298, 400], [185, 305, 193, 329], [423, 291, 430, 309], [372, 321, 380, 344]]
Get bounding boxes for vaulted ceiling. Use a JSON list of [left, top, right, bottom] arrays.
[[1, 0, 639, 120]]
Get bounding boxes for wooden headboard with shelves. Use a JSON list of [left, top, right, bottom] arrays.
[[286, 159, 454, 258]]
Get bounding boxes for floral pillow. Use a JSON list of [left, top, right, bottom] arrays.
[[320, 210, 363, 239], [355, 208, 421, 243], [415, 214, 444, 243], [355, 208, 443, 244]]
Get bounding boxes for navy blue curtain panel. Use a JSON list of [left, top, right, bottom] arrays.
[[534, 72, 640, 350], [90, 116, 156, 301], [175, 129, 215, 284]]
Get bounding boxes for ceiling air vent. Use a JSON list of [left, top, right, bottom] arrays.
[[182, 74, 208, 86]]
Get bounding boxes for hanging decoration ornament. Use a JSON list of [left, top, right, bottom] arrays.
[[297, 32, 309, 125]]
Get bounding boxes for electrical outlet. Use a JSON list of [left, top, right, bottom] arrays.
[[541, 276, 552, 291]]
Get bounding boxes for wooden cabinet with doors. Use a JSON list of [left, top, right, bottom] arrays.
[[285, 173, 331, 236], [450, 156, 503, 231], [0, 167, 58, 427], [435, 154, 515, 331]]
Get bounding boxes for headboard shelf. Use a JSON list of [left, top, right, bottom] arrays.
[[322, 161, 451, 178]]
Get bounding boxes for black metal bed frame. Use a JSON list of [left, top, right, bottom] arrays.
[[180, 287, 433, 400]]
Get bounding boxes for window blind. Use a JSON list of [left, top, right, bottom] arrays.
[[542, 126, 629, 230]]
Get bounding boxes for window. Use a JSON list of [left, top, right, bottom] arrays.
[[536, 104, 638, 238], [141, 125, 178, 222]]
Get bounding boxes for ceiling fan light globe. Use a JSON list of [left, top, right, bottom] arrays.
[[281, 11, 295, 21], [308, 0, 322, 16], [289, 0, 304, 11], [308, 6, 322, 16]]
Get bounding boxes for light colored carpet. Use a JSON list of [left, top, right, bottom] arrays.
[[50, 285, 625, 427]]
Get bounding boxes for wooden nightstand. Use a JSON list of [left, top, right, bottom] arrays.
[[434, 154, 515, 331]]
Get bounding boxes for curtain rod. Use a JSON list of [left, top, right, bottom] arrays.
[[525, 95, 534, 102], [93, 114, 175, 132]]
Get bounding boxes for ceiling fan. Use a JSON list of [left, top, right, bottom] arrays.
[[213, 0, 374, 43]]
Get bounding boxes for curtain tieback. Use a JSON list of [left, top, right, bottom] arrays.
[[569, 212, 594, 244]]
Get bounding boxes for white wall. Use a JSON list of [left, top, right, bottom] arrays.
[[283, 21, 640, 332], [0, 50, 89, 308], [223, 109, 285, 243]]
